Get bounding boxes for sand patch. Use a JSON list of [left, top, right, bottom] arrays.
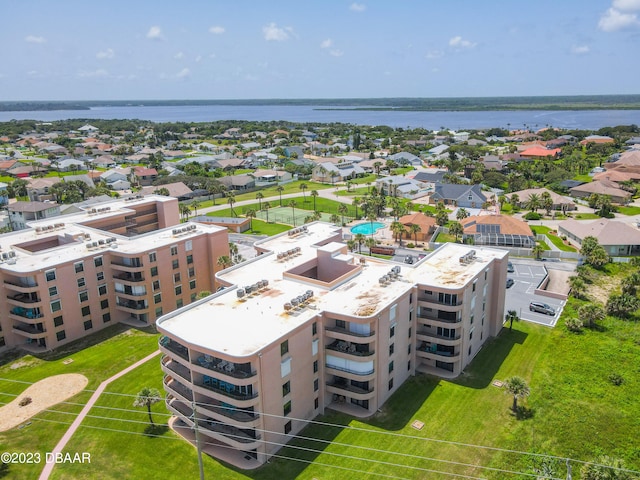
[[0, 373, 88, 431]]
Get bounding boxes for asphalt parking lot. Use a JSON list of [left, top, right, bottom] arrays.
[[504, 261, 565, 327]]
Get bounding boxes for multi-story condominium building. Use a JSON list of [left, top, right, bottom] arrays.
[[157, 222, 508, 469], [0, 195, 228, 353]]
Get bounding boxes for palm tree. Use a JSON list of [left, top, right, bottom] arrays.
[[365, 237, 376, 255], [503, 376, 530, 412], [510, 193, 520, 211], [505, 309, 519, 331], [373, 161, 382, 177], [355, 233, 366, 254], [330, 171, 339, 185], [568, 275, 587, 299], [456, 207, 469, 221], [256, 191, 264, 210], [276, 185, 285, 206], [352, 196, 361, 220], [179, 203, 191, 221], [329, 213, 340, 224], [217, 255, 232, 270], [390, 221, 405, 245], [288, 199, 297, 226], [366, 209, 377, 238], [245, 208, 257, 231], [227, 191, 236, 217], [310, 190, 319, 210], [263, 201, 271, 223], [449, 221, 463, 242], [133, 387, 162, 425], [346, 180, 353, 192], [299, 182, 308, 201], [409, 223, 422, 244], [526, 193, 541, 213], [532, 243, 545, 260], [338, 203, 348, 225], [578, 303, 605, 329], [190, 199, 201, 217]]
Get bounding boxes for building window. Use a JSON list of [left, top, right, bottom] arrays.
[[51, 300, 62, 313], [408, 360, 411, 371], [284, 420, 292, 434], [79, 291, 89, 303], [188, 267, 195, 278], [81, 306, 90, 317], [472, 280, 477, 292], [283, 401, 292, 416], [409, 310, 413, 322], [336, 319, 346, 329], [390, 325, 395, 338], [94, 256, 103, 268], [154, 293, 162, 304], [189, 280, 196, 290], [470, 330, 473, 340], [45, 269, 56, 281], [185, 240, 192, 251], [155, 307, 163, 318], [314, 397, 319, 410], [409, 292, 413, 304], [77, 277, 86, 288], [98, 284, 107, 296], [407, 344, 411, 354], [312, 322, 317, 335], [389, 361, 394, 373], [151, 266, 158, 277], [469, 346, 472, 356], [313, 378, 319, 392], [49, 286, 58, 296], [83, 320, 93, 330], [282, 381, 291, 397], [173, 272, 181, 283], [470, 315, 474, 325], [187, 254, 193, 264], [56, 330, 66, 341], [74, 262, 84, 273], [313, 360, 318, 373], [54, 316, 64, 327], [389, 343, 395, 356], [153, 280, 160, 291], [170, 245, 178, 256], [176, 299, 183, 308], [172, 260, 179, 269], [100, 299, 109, 310], [408, 327, 412, 338], [281, 340, 289, 356], [175, 285, 182, 296], [190, 293, 197, 302], [388, 378, 394, 390], [103, 313, 111, 323], [149, 252, 157, 263]]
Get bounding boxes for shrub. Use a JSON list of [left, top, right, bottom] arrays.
[[565, 318, 584, 333], [19, 396, 32, 407], [608, 373, 624, 386], [524, 212, 541, 220], [406, 243, 415, 248]]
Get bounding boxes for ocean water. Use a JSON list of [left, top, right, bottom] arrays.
[[1, 105, 640, 130]]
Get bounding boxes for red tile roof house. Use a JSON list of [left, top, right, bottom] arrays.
[[569, 180, 632, 204], [558, 218, 640, 256], [133, 167, 158, 186], [519, 146, 562, 159], [461, 214, 535, 248], [399, 212, 437, 242]]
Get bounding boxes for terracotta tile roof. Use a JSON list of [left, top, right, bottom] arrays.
[[399, 212, 436, 232], [461, 214, 533, 237], [519, 146, 561, 157]]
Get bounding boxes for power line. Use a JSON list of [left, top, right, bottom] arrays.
[[2, 378, 639, 477]]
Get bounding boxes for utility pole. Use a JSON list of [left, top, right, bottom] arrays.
[[191, 400, 205, 480]]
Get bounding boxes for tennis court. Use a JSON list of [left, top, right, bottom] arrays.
[[243, 205, 352, 226]]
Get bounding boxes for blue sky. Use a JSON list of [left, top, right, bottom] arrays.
[[2, 0, 640, 100]]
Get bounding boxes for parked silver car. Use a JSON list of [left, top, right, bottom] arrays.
[[529, 302, 555, 315]]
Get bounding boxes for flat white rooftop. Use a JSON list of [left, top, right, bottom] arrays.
[[158, 223, 507, 358]]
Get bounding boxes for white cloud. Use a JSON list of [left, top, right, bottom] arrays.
[[449, 36, 476, 49], [426, 49, 444, 59], [195, 55, 202, 62], [208, 25, 225, 35], [146, 26, 163, 40], [320, 38, 333, 49], [350, 3, 366, 12], [25, 35, 46, 44], [262, 23, 292, 41], [78, 69, 108, 78], [571, 45, 590, 54], [330, 49, 344, 57], [598, 7, 640, 31], [96, 48, 115, 59], [613, 0, 640, 10], [177, 68, 191, 79], [174, 51, 185, 59]]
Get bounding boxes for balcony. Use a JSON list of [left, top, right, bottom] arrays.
[[325, 325, 375, 338], [416, 329, 461, 344], [164, 376, 193, 402], [326, 380, 373, 396], [418, 293, 463, 307], [196, 380, 257, 402], [116, 298, 148, 311], [110, 258, 144, 271], [4, 279, 38, 293], [198, 419, 260, 446], [195, 401, 259, 425], [162, 356, 192, 382], [417, 310, 461, 324], [7, 293, 41, 306], [115, 286, 147, 297], [9, 306, 43, 320], [417, 342, 460, 358], [166, 396, 193, 418], [326, 340, 374, 357], [193, 355, 256, 380], [159, 336, 189, 361], [325, 363, 375, 377], [113, 273, 145, 283], [13, 323, 47, 339]]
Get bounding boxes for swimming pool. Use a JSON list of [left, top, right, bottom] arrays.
[[350, 222, 385, 235]]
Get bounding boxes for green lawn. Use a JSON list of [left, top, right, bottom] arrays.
[[350, 174, 377, 185], [244, 218, 292, 236], [334, 186, 371, 197], [573, 212, 601, 220], [530, 226, 577, 252], [7, 315, 637, 479], [210, 197, 359, 222], [617, 205, 640, 216], [573, 174, 593, 183]]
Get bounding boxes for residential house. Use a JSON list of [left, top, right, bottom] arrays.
[[133, 167, 158, 187], [140, 182, 193, 200], [8, 201, 61, 230], [569, 180, 631, 204], [461, 215, 535, 248], [312, 162, 364, 183], [580, 135, 614, 146], [251, 169, 292, 186], [430, 183, 487, 208], [218, 174, 256, 191], [388, 152, 422, 166], [55, 158, 86, 172], [398, 212, 437, 242], [26, 178, 59, 201], [558, 218, 640, 256], [375, 176, 431, 199], [506, 188, 576, 211], [519, 146, 561, 159]]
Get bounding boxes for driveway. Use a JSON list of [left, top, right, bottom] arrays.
[[504, 261, 566, 327]]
